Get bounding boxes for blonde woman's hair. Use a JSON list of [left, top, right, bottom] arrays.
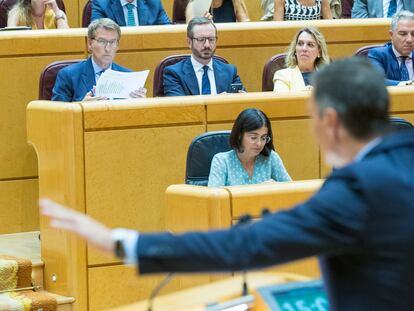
[[285, 27, 330, 69], [9, 0, 32, 27]]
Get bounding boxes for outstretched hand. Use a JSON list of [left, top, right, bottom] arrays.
[[40, 199, 114, 253]]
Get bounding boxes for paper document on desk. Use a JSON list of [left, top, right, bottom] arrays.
[[191, 0, 212, 17], [95, 69, 149, 99]]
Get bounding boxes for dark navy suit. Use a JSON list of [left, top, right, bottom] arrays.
[[52, 57, 131, 102], [138, 131, 414, 311], [163, 57, 244, 96], [91, 0, 170, 26], [368, 42, 414, 86]]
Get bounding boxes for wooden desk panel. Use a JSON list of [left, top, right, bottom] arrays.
[[164, 182, 323, 282], [85, 124, 205, 265], [0, 179, 39, 234]]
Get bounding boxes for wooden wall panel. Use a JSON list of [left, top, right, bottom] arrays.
[[0, 179, 39, 234], [88, 265, 225, 311], [85, 124, 206, 265], [0, 55, 82, 180]]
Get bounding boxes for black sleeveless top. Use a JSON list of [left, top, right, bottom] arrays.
[[213, 0, 236, 23]]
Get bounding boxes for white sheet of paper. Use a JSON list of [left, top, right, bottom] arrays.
[[95, 69, 149, 99], [191, 0, 212, 18]]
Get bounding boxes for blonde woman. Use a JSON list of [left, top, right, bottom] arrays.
[[8, 0, 69, 29], [273, 27, 329, 92]]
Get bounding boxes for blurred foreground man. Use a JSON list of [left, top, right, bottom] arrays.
[[41, 57, 414, 311]]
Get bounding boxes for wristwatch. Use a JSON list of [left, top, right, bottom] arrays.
[[114, 239, 126, 259], [55, 10, 65, 21]]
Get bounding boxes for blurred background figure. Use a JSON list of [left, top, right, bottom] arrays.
[[208, 108, 291, 187], [274, 0, 333, 20], [7, 0, 68, 29], [186, 0, 250, 23], [273, 27, 330, 91]]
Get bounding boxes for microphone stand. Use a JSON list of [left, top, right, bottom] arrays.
[[147, 273, 175, 311]]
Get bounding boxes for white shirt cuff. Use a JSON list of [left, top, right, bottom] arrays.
[[111, 228, 139, 265]]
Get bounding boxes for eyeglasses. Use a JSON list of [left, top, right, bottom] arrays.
[[92, 38, 119, 48], [191, 37, 217, 44], [246, 135, 271, 144]]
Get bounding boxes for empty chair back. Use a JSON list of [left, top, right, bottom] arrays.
[[354, 44, 383, 57], [262, 53, 287, 92], [153, 54, 228, 97], [390, 117, 414, 131], [39, 60, 81, 100], [186, 131, 231, 186], [82, 0, 91, 27]]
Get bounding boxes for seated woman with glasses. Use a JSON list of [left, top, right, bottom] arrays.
[[185, 0, 250, 23], [8, 0, 69, 29], [208, 108, 291, 187], [273, 27, 329, 92]]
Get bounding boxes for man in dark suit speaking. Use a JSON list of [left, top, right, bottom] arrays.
[[41, 57, 414, 310], [163, 17, 245, 96], [368, 10, 414, 86]]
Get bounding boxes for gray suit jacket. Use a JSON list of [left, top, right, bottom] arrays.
[[352, 0, 414, 18]]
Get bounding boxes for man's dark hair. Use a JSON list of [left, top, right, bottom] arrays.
[[187, 17, 217, 38], [313, 57, 390, 139], [230, 108, 275, 157]]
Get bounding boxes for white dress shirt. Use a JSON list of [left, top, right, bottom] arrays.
[[190, 55, 218, 95], [120, 0, 139, 26], [392, 45, 414, 81], [383, 0, 404, 17]]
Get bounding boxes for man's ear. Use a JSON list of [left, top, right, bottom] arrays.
[[186, 37, 192, 49], [322, 107, 341, 142], [87, 38, 92, 53]]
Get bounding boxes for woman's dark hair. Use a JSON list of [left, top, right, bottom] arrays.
[[230, 108, 275, 157]]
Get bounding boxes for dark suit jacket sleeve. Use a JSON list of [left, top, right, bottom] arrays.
[[163, 66, 187, 96], [351, 0, 369, 18], [137, 172, 369, 274], [231, 65, 246, 92], [91, 0, 107, 21], [368, 49, 400, 86], [52, 69, 74, 102], [156, 4, 171, 24]]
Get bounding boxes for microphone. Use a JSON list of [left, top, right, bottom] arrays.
[[147, 273, 175, 311]]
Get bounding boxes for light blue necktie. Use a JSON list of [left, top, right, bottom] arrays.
[[387, 0, 397, 17], [201, 65, 211, 95], [96, 69, 105, 82], [400, 56, 410, 81], [126, 3, 136, 26]]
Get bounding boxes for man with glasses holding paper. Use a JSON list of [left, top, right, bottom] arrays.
[[52, 18, 147, 102], [163, 17, 245, 96]]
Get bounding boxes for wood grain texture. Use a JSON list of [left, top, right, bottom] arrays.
[[27, 101, 87, 311], [0, 180, 39, 234]]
